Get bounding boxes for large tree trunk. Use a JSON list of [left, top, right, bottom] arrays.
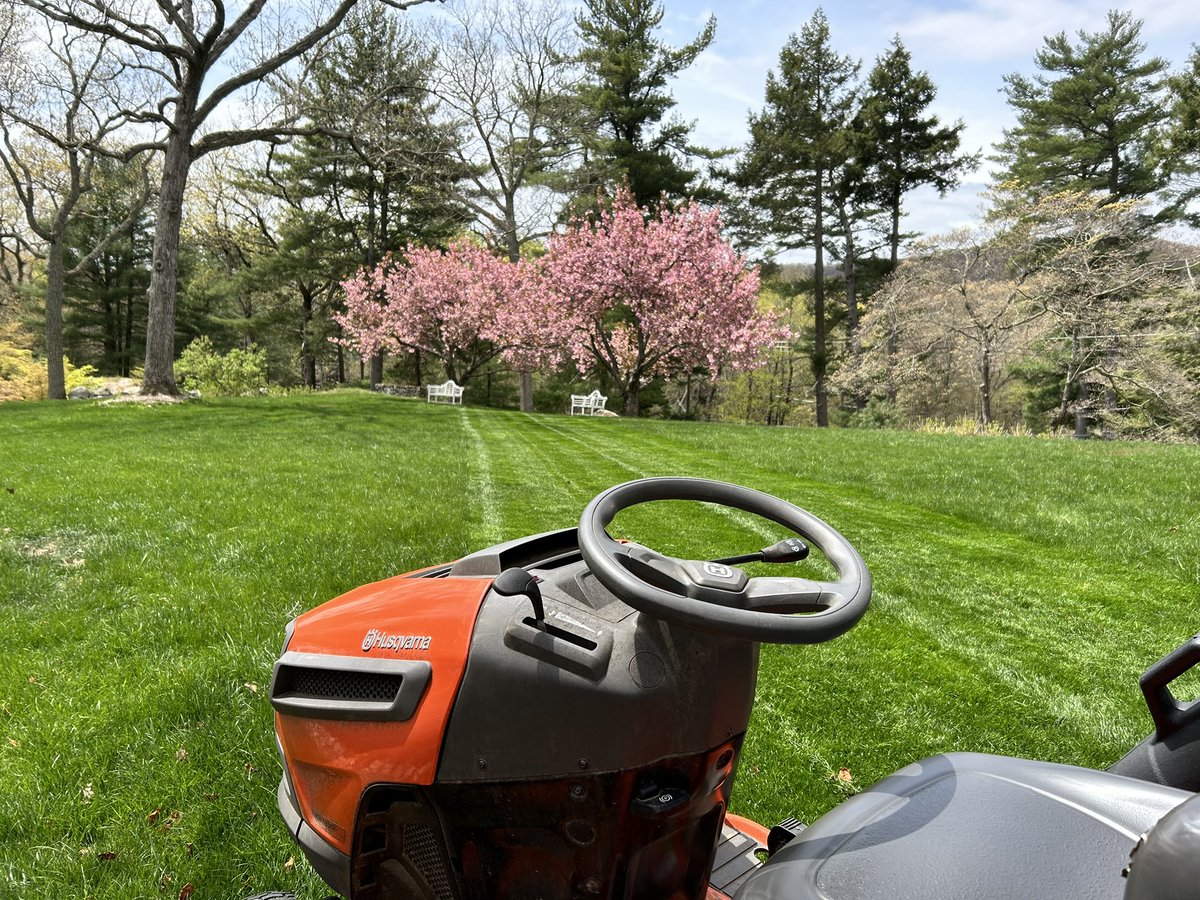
[[622, 383, 640, 417], [370, 351, 384, 387], [142, 131, 193, 395], [813, 167, 828, 427], [44, 234, 67, 400]]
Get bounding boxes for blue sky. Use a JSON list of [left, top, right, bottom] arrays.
[[657, 1, 1200, 243]]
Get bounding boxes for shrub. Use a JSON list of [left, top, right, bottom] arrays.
[[841, 399, 907, 430], [176, 336, 268, 397]]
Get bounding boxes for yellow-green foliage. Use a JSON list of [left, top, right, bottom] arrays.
[[65, 362, 102, 392], [176, 336, 268, 396], [0, 324, 44, 401]]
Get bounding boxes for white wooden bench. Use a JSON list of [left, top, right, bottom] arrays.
[[570, 389, 608, 416], [426, 379, 464, 404]]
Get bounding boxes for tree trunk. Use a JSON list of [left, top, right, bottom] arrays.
[[889, 190, 901, 271], [979, 342, 991, 426], [813, 167, 828, 427], [885, 191, 901, 406], [44, 234, 67, 400], [519, 370, 533, 412], [300, 285, 316, 387], [503, 194, 521, 263], [370, 351, 384, 387], [123, 283, 135, 377], [142, 131, 193, 395], [102, 258, 118, 371], [622, 384, 640, 417]]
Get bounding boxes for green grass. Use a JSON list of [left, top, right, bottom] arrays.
[[1, 391, 1197, 898]]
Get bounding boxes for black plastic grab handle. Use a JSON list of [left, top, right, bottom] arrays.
[[1140, 633, 1200, 739]]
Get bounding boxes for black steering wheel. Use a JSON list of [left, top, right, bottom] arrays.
[[578, 477, 871, 644]]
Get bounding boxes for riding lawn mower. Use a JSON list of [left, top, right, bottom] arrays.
[[256, 478, 1200, 900]]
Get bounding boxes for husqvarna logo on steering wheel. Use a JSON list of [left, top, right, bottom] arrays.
[[361, 629, 432, 653], [703, 563, 734, 579]]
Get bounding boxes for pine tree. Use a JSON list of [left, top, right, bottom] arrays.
[[569, 0, 716, 205], [859, 37, 977, 269], [265, 6, 467, 384], [734, 9, 859, 427], [993, 10, 1167, 202], [63, 159, 153, 376], [1159, 46, 1200, 226]]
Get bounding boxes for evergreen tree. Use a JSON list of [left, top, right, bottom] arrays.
[[568, 0, 716, 205], [859, 37, 977, 269], [266, 6, 467, 384], [1159, 46, 1200, 226], [289, 5, 466, 265], [63, 159, 153, 376], [734, 9, 859, 426], [993, 10, 1168, 202]]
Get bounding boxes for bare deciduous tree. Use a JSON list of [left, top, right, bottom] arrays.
[[430, 0, 576, 410], [0, 18, 151, 398], [16, 0, 429, 395], [431, 0, 576, 262]]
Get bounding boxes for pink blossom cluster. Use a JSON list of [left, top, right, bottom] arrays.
[[542, 188, 780, 381], [335, 240, 559, 372], [335, 190, 782, 388]]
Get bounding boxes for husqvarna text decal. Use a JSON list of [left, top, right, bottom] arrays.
[[361, 629, 432, 653]]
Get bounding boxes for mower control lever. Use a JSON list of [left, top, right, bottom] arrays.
[[492, 567, 546, 630], [713, 537, 810, 567]]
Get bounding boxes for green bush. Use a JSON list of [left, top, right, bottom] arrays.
[[841, 398, 907, 430], [176, 336, 268, 397]]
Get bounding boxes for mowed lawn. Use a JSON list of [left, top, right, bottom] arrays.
[[1, 390, 1198, 899]]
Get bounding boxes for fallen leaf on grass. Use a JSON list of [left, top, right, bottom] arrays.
[[836, 768, 853, 784], [160, 810, 182, 832], [178, 883, 194, 900], [79, 847, 91, 858], [82, 782, 95, 803], [175, 747, 188, 761], [97, 851, 117, 861], [284, 855, 295, 872], [243, 682, 259, 694], [147, 808, 161, 824], [243, 763, 254, 774], [7, 738, 17, 748]]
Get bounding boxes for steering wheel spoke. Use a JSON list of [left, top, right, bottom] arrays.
[[741, 577, 829, 613]]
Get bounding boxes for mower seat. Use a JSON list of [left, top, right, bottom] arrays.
[[734, 752, 1191, 900]]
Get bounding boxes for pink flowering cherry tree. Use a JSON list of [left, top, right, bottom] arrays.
[[336, 241, 559, 402], [541, 188, 780, 416]]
